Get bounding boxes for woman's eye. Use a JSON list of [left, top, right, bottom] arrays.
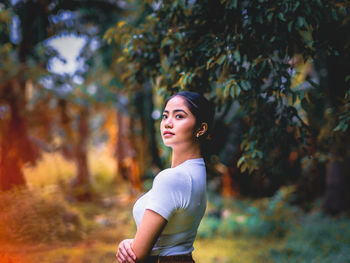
[[162, 114, 168, 119], [176, 114, 184, 119]]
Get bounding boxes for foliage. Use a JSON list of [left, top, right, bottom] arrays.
[[105, 0, 350, 185], [270, 212, 350, 263], [199, 185, 350, 262], [198, 186, 298, 238], [333, 89, 350, 133], [198, 189, 350, 262], [0, 187, 83, 243]]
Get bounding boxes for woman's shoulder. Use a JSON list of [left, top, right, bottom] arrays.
[[155, 166, 192, 186]]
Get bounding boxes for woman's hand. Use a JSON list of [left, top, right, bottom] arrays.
[[116, 239, 136, 263]]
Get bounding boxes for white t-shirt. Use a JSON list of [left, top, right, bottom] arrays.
[[132, 158, 207, 256]]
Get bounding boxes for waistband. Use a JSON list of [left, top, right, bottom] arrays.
[[146, 254, 195, 263]]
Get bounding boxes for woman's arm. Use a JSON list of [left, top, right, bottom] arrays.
[[132, 209, 167, 262], [116, 209, 167, 263]]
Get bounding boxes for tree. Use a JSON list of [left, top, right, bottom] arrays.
[[0, 0, 124, 196], [47, 1, 124, 200], [106, 0, 350, 211], [0, 2, 50, 191]]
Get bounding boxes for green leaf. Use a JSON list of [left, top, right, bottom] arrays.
[[230, 0, 238, 9], [206, 57, 214, 70], [267, 12, 273, 22], [237, 156, 246, 167], [233, 50, 241, 63], [174, 32, 183, 41], [218, 54, 227, 65], [334, 122, 348, 132], [161, 56, 170, 71], [278, 13, 286, 22], [240, 81, 249, 91], [293, 1, 300, 11], [231, 83, 240, 98], [252, 151, 256, 158], [161, 37, 174, 47], [297, 16, 306, 29]]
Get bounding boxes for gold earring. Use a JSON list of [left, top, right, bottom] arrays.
[[196, 133, 200, 138]]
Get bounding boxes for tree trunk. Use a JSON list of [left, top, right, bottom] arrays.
[[0, 108, 26, 190], [115, 109, 141, 195], [322, 55, 350, 214], [133, 84, 163, 171], [324, 158, 343, 214], [144, 84, 163, 170], [71, 107, 91, 201], [0, 80, 39, 191], [115, 109, 128, 180]]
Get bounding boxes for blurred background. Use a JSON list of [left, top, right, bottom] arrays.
[[0, 0, 350, 262]]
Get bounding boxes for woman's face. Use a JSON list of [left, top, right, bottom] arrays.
[[160, 96, 197, 148]]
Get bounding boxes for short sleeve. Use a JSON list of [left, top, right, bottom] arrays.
[[145, 169, 192, 220]]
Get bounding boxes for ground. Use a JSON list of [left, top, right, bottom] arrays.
[[0, 192, 282, 263]]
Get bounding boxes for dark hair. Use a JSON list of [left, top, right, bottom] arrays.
[[165, 91, 215, 152]]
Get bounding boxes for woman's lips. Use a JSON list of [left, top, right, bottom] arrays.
[[163, 131, 175, 137]]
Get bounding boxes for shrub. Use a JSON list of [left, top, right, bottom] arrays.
[[0, 187, 83, 243], [197, 215, 221, 238], [270, 212, 350, 263], [198, 186, 298, 239]]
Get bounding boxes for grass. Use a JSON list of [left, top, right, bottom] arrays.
[[193, 237, 282, 263], [0, 197, 282, 263], [0, 184, 282, 263], [269, 212, 350, 263], [0, 192, 136, 263], [3, 185, 349, 263]]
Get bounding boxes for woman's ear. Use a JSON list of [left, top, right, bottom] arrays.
[[196, 122, 208, 137]]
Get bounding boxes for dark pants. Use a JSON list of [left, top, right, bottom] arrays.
[[146, 255, 195, 263]]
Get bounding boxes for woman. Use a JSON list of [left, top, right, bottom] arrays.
[[116, 91, 214, 263]]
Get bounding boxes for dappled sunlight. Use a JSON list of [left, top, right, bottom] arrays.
[[24, 147, 116, 191], [24, 152, 75, 189], [193, 238, 279, 263]]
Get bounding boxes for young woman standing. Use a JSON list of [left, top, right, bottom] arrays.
[[116, 91, 214, 263]]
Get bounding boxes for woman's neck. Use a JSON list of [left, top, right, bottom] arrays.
[[171, 143, 202, 168]]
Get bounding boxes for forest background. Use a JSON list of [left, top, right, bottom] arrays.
[[1, 0, 350, 262]]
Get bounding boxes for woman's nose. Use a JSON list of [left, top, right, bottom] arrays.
[[164, 117, 173, 128]]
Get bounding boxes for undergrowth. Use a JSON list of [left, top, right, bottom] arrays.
[[270, 212, 350, 263], [198, 186, 350, 263], [0, 187, 84, 244], [198, 186, 298, 239]]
